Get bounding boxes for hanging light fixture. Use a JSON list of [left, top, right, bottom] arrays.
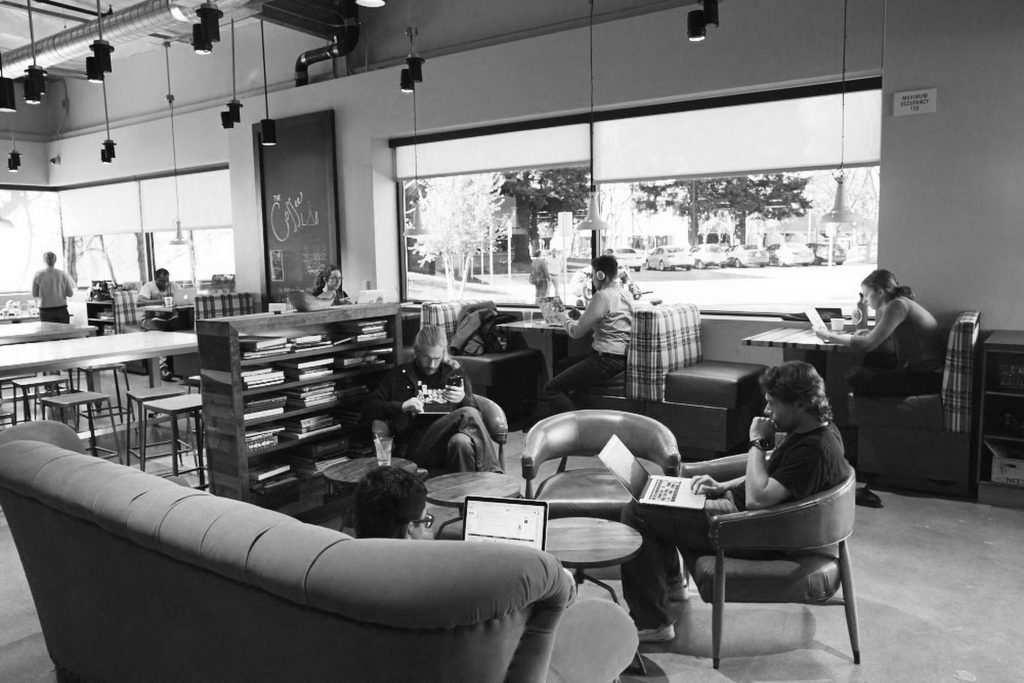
[[197, 2, 223, 42], [258, 20, 276, 146], [99, 80, 115, 163], [356, 0, 384, 7], [0, 51, 16, 113], [221, 19, 242, 129], [87, 0, 113, 82], [23, 0, 47, 105], [688, 0, 720, 42], [163, 42, 189, 246], [821, 0, 863, 225], [192, 25, 213, 55], [576, 0, 610, 233], [400, 0, 424, 92], [7, 129, 20, 173]]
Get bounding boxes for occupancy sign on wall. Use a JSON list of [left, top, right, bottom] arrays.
[[256, 110, 340, 304], [893, 89, 937, 117]]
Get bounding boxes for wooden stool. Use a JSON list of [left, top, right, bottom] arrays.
[[39, 391, 122, 462], [1, 374, 33, 423], [184, 375, 202, 394], [71, 363, 131, 424], [12, 375, 71, 422], [125, 385, 186, 468], [140, 394, 205, 488]]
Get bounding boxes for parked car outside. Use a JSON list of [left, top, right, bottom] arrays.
[[689, 244, 726, 269], [806, 242, 847, 265], [724, 244, 768, 268], [644, 246, 694, 271], [766, 243, 815, 266], [609, 248, 644, 271]]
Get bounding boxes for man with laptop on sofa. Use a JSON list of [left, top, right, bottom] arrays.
[[618, 361, 848, 642]]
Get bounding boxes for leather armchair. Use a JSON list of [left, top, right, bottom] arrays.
[[679, 456, 860, 669], [0, 420, 84, 453], [522, 410, 680, 519]]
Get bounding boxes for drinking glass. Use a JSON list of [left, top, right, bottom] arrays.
[[374, 436, 393, 467]]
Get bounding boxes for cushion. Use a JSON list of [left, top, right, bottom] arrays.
[[664, 361, 765, 408], [847, 393, 944, 431], [534, 469, 632, 520], [111, 290, 140, 333], [692, 551, 841, 603], [452, 349, 542, 386], [625, 303, 702, 401], [194, 293, 257, 320]]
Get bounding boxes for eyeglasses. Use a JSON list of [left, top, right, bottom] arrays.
[[410, 513, 434, 529]]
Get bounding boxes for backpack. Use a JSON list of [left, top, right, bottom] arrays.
[[449, 301, 510, 356]]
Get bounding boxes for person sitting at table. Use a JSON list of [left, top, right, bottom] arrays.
[[541, 254, 634, 415], [137, 268, 177, 305], [31, 251, 76, 324], [619, 361, 848, 642], [313, 264, 351, 305], [814, 268, 945, 397], [363, 325, 501, 474], [353, 466, 433, 539]]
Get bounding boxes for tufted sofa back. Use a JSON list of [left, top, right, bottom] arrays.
[[194, 292, 257, 320], [625, 302, 703, 401]]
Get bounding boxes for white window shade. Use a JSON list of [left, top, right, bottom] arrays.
[[60, 182, 142, 236], [395, 124, 590, 180], [140, 170, 232, 232], [595, 90, 881, 183]]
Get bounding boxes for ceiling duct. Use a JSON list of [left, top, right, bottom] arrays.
[[293, 10, 359, 86], [3, 0, 261, 75]]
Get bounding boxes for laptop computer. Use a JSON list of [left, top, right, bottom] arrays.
[[462, 496, 548, 550], [173, 287, 198, 306], [537, 296, 566, 324], [596, 435, 706, 509], [804, 306, 827, 332], [356, 289, 386, 304]]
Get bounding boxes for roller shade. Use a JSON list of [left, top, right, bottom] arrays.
[[140, 170, 232, 232], [59, 181, 142, 236]]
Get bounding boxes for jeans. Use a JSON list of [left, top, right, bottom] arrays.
[[404, 407, 501, 473], [39, 306, 70, 324], [542, 351, 626, 415]]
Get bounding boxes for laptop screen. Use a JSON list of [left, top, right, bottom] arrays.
[[462, 496, 548, 550], [174, 287, 198, 305], [356, 289, 386, 304], [596, 435, 651, 501]]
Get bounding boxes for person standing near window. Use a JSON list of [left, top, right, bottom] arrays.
[[529, 249, 555, 303], [31, 251, 76, 324]]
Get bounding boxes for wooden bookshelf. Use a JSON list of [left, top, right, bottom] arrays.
[[196, 303, 401, 514]]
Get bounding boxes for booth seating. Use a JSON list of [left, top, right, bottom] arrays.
[[110, 290, 142, 334], [0, 441, 638, 683], [194, 292, 257, 320], [848, 310, 980, 498], [572, 303, 766, 459], [421, 301, 542, 420]]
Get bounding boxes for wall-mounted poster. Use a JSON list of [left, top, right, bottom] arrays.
[[255, 110, 340, 304]]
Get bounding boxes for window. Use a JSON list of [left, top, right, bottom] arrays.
[[395, 82, 881, 313], [151, 227, 236, 288], [0, 189, 64, 292]]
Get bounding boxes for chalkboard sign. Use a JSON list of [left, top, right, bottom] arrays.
[[256, 110, 340, 304]]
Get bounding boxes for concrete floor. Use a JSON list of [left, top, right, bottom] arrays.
[[3, 425, 1024, 681]]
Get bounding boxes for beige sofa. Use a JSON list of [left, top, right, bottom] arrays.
[[0, 439, 637, 682]]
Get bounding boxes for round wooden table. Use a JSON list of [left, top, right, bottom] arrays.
[[322, 457, 419, 491], [424, 471, 522, 508], [546, 517, 642, 603]]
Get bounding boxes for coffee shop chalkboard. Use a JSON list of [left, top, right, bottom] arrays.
[[256, 110, 340, 304]]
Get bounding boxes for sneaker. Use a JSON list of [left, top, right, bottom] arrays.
[[668, 579, 689, 602], [637, 622, 675, 643]]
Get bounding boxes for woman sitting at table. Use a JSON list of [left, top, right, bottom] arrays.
[[312, 264, 351, 305], [814, 268, 945, 397]]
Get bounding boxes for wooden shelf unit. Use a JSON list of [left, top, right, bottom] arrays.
[[196, 303, 401, 514], [976, 330, 1024, 509], [85, 300, 116, 335]]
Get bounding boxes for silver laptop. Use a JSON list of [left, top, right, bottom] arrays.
[[174, 287, 198, 306], [804, 306, 827, 331], [462, 496, 548, 550], [596, 435, 706, 509], [356, 289, 386, 304]]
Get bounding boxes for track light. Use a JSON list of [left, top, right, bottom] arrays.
[[221, 99, 242, 129], [197, 3, 223, 42], [702, 0, 719, 27], [90, 40, 113, 73], [687, 10, 706, 41], [259, 118, 277, 146], [86, 56, 104, 83], [100, 148, 110, 163], [24, 65, 46, 104], [258, 21, 276, 146], [400, 68, 414, 93], [356, 0, 384, 6], [0, 76, 15, 113], [406, 55, 424, 83], [7, 151, 19, 173], [192, 24, 212, 54], [103, 139, 116, 160]]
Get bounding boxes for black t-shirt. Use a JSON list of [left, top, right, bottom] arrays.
[[731, 422, 847, 511]]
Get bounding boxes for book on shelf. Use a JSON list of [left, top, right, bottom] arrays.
[[283, 367, 334, 380], [336, 384, 369, 399], [239, 336, 289, 351], [286, 395, 339, 409], [279, 423, 343, 440], [355, 331, 387, 342], [241, 366, 274, 378], [251, 473, 299, 493], [249, 462, 293, 482], [276, 356, 334, 371], [244, 395, 288, 412], [290, 453, 351, 476], [282, 414, 336, 430], [242, 347, 294, 360], [331, 335, 357, 346], [288, 334, 325, 345], [293, 434, 350, 459], [244, 407, 285, 421]]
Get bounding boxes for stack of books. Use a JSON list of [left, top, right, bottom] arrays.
[[335, 408, 363, 427], [282, 381, 339, 409], [288, 333, 333, 353], [242, 367, 286, 389], [245, 425, 285, 452], [333, 320, 388, 344], [279, 413, 341, 440], [335, 347, 391, 370], [276, 356, 334, 381], [249, 462, 298, 494], [239, 336, 290, 360], [243, 394, 287, 421], [336, 384, 369, 400], [346, 439, 376, 459], [289, 435, 352, 477]]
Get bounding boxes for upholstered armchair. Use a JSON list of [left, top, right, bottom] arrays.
[[678, 456, 860, 669], [521, 410, 680, 519], [0, 420, 84, 453]]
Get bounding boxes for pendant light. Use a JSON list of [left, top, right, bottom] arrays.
[[99, 79, 115, 163], [221, 19, 242, 128], [575, 0, 610, 233], [258, 20, 276, 146], [821, 0, 863, 225], [23, 0, 47, 105], [87, 0, 113, 83], [163, 42, 189, 246], [1, 51, 17, 112], [400, 0, 424, 93], [356, 0, 384, 7], [7, 129, 20, 173]]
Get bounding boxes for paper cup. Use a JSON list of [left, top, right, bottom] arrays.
[[830, 318, 845, 332], [163, 296, 174, 307]]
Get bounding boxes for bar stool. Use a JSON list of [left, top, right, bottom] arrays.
[[140, 394, 205, 488], [1, 374, 33, 423], [39, 391, 122, 461], [125, 385, 186, 468], [12, 375, 71, 422], [70, 363, 131, 424], [184, 376, 202, 394]]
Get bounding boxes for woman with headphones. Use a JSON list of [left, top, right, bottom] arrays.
[[541, 253, 634, 415]]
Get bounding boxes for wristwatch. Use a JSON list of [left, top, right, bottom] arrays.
[[749, 438, 773, 452]]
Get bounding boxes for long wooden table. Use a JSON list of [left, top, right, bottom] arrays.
[[0, 322, 97, 347], [0, 331, 197, 387]]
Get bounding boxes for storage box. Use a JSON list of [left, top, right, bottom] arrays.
[[992, 453, 1024, 486]]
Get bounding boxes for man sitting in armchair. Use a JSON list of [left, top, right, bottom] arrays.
[[364, 325, 502, 474]]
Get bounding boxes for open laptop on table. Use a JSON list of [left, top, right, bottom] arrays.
[[356, 289, 386, 304], [173, 287, 198, 306], [596, 435, 706, 509], [462, 496, 548, 550]]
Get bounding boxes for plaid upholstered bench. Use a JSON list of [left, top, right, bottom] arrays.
[[420, 301, 542, 420], [572, 303, 766, 459], [194, 293, 257, 321], [848, 310, 980, 497]]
